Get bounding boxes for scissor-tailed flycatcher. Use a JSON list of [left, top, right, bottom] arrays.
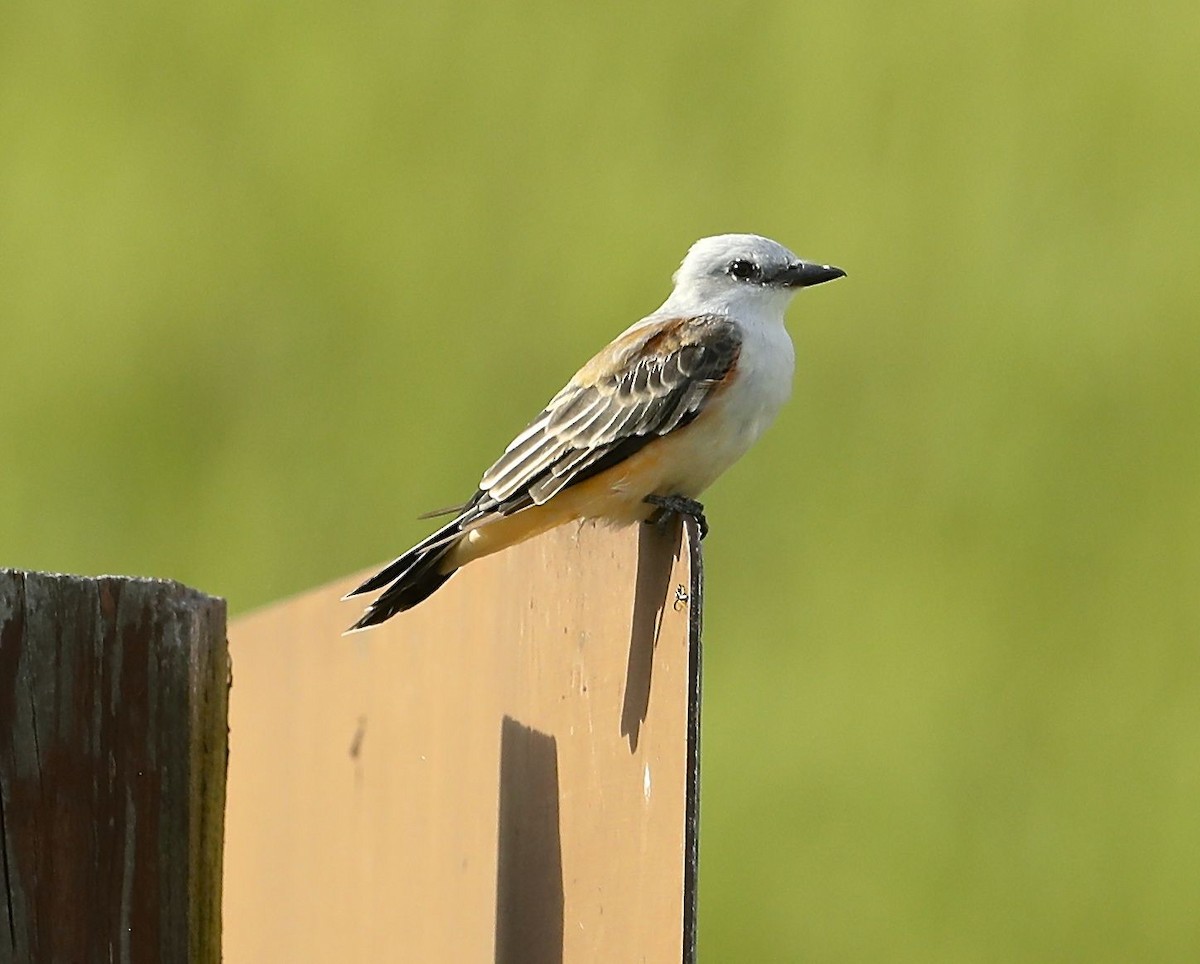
[[345, 233, 844, 631]]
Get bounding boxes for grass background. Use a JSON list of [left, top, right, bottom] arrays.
[[3, 0, 1198, 957]]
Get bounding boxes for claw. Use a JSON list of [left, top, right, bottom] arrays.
[[643, 494, 709, 540]]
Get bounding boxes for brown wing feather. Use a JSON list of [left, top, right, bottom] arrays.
[[476, 314, 741, 508]]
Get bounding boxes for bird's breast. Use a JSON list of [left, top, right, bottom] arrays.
[[712, 316, 795, 447], [642, 318, 795, 499]]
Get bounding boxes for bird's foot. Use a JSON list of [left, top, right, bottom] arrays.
[[644, 494, 709, 540]]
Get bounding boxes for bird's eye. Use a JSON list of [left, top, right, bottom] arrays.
[[727, 259, 762, 282]]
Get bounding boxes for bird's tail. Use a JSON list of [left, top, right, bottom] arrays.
[[343, 518, 465, 632]]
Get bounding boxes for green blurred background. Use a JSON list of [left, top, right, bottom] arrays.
[[3, 0, 1198, 957]]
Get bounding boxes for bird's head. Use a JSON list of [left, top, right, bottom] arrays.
[[665, 233, 845, 318]]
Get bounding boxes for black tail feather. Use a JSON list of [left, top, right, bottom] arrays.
[[347, 567, 455, 631], [344, 516, 464, 599], [346, 537, 459, 632]]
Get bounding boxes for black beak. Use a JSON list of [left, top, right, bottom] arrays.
[[775, 261, 847, 288]]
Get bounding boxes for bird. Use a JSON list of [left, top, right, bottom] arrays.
[[345, 233, 845, 631]]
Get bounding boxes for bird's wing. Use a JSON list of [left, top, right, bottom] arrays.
[[471, 313, 742, 514], [343, 313, 741, 607]]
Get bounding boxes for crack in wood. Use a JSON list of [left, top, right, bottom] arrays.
[[0, 776, 18, 953]]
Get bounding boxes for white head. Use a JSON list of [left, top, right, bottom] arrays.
[[659, 233, 845, 319]]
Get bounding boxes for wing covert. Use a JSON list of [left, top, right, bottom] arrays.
[[475, 314, 741, 510]]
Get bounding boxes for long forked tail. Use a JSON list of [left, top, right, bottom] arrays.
[[343, 518, 464, 632]]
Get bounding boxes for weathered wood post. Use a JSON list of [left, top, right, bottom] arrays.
[[0, 570, 229, 963]]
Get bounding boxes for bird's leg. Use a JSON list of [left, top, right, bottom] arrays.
[[644, 494, 709, 540]]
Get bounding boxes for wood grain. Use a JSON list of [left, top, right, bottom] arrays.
[[0, 570, 228, 963]]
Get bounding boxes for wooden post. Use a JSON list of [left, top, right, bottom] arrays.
[[0, 570, 229, 963], [224, 519, 703, 963]]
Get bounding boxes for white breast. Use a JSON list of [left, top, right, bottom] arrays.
[[724, 312, 796, 441], [653, 311, 795, 499]]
